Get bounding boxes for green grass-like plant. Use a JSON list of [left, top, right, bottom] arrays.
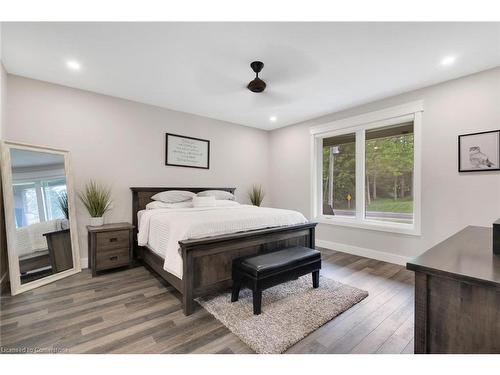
[[57, 191, 69, 219], [248, 184, 265, 207], [366, 197, 413, 213], [79, 180, 112, 217]]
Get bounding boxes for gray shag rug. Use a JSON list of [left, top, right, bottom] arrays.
[[197, 275, 368, 354]]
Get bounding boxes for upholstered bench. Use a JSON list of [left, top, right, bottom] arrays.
[[231, 246, 322, 315]]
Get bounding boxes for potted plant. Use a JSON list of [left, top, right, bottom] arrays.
[[57, 191, 69, 219], [79, 180, 112, 226], [248, 184, 265, 207]]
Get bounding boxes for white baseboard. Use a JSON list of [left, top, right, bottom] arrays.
[[80, 258, 88, 269], [316, 239, 411, 266]]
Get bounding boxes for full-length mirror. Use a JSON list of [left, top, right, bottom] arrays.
[[1, 142, 80, 295]]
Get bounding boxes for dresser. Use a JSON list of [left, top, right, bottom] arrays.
[[44, 229, 73, 273], [87, 223, 134, 276], [407, 226, 500, 354]]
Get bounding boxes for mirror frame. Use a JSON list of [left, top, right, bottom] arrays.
[[1, 141, 81, 295]]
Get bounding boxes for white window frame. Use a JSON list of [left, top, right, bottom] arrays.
[[13, 178, 67, 228], [310, 101, 423, 236]]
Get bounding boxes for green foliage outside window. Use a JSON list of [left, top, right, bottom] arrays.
[[323, 132, 414, 216]]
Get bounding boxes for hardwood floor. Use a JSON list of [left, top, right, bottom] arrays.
[[0, 249, 415, 354]]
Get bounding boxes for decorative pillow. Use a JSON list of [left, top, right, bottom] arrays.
[[192, 196, 216, 208], [151, 190, 196, 203], [146, 201, 193, 209], [197, 190, 234, 200]]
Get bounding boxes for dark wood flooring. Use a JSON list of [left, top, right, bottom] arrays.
[[0, 249, 415, 354]]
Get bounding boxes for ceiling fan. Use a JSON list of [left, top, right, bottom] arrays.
[[247, 61, 266, 93]]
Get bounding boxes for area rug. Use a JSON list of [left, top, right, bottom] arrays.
[[196, 275, 368, 354]]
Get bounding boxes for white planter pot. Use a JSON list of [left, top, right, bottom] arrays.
[[89, 217, 104, 226]]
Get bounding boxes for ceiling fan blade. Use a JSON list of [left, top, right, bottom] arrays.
[[256, 45, 318, 85], [194, 67, 243, 95], [249, 90, 292, 107]]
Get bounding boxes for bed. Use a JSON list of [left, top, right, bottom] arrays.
[[131, 187, 317, 315]]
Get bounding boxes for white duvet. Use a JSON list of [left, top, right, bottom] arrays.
[[137, 205, 308, 278]]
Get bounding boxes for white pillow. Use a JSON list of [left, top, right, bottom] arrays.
[[192, 196, 216, 208], [151, 190, 196, 203], [197, 190, 234, 200], [146, 201, 193, 210], [215, 200, 240, 207]]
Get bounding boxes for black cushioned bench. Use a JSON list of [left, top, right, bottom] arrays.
[[231, 246, 322, 315]]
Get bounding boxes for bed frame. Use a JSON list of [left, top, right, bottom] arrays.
[[131, 187, 317, 315]]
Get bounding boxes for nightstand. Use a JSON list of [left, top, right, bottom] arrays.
[[87, 222, 134, 276]]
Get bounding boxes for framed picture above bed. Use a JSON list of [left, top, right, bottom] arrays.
[[165, 133, 210, 169], [458, 130, 500, 172]]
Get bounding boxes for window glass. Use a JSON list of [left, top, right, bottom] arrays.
[[42, 179, 67, 220], [13, 178, 67, 228], [365, 123, 414, 224], [13, 183, 40, 228], [322, 133, 356, 217]]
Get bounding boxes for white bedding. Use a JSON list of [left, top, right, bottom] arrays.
[[137, 205, 308, 278]]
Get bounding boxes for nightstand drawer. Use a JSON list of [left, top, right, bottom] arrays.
[[96, 230, 130, 251], [96, 247, 130, 270]]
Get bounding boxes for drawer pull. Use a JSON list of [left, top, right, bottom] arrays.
[[109, 256, 118, 261], [109, 238, 118, 242]]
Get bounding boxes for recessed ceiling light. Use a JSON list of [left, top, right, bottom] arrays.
[[269, 116, 277, 122], [66, 60, 81, 71], [440, 56, 456, 67]]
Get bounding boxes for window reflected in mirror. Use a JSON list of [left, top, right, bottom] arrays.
[[10, 148, 73, 284]]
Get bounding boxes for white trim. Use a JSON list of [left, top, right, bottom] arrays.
[[80, 257, 88, 269], [310, 135, 322, 218], [310, 101, 423, 236], [315, 216, 419, 236], [315, 113, 416, 140], [316, 239, 411, 266], [310, 100, 424, 135], [412, 111, 423, 236], [355, 128, 365, 220]]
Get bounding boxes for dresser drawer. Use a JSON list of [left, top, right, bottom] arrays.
[[96, 230, 130, 251], [96, 247, 130, 270]]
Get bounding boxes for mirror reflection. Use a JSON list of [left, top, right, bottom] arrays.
[[10, 148, 73, 284]]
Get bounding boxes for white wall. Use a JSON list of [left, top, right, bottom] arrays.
[[269, 67, 500, 262], [0, 63, 5, 140], [5, 75, 270, 259], [0, 24, 9, 284]]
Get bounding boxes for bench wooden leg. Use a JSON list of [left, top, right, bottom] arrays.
[[253, 289, 262, 315], [231, 278, 241, 302], [312, 270, 319, 288]]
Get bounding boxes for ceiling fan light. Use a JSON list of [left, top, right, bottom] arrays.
[[247, 77, 267, 93]]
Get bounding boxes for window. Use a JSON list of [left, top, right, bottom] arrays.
[[365, 123, 414, 224], [312, 102, 422, 235], [322, 133, 356, 217], [42, 178, 67, 221], [13, 178, 67, 228]]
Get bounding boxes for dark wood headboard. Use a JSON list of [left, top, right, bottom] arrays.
[[130, 187, 236, 240]]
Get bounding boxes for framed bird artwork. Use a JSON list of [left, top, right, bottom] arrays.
[[458, 130, 500, 172]]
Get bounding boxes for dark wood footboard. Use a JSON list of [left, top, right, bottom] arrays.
[[179, 222, 316, 315]]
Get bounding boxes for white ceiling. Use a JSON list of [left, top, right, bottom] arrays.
[[2, 22, 500, 130]]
